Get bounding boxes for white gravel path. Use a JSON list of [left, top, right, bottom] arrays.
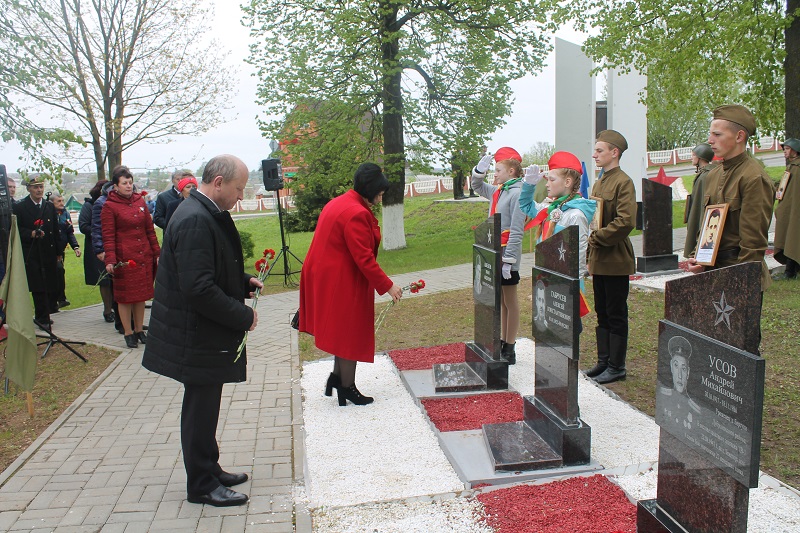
[[301, 356, 464, 508], [613, 469, 800, 532], [312, 497, 492, 533]]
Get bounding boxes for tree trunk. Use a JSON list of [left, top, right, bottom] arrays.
[[380, 2, 407, 250], [786, 0, 800, 137]]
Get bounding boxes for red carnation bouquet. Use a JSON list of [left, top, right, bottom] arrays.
[[95, 259, 136, 285], [235, 248, 277, 361], [375, 279, 426, 332]]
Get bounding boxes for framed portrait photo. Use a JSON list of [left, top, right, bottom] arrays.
[[694, 203, 729, 266], [589, 196, 603, 231], [776, 170, 791, 201]]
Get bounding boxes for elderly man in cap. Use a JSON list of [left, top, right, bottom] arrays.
[[153, 169, 194, 229], [13, 174, 60, 327], [687, 105, 774, 295], [586, 130, 637, 384], [774, 138, 800, 279], [684, 143, 716, 257]]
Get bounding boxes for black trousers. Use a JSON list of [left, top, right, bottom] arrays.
[[182, 383, 224, 496], [31, 291, 51, 322], [593, 274, 630, 338]]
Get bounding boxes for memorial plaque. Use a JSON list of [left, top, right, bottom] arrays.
[[638, 263, 766, 533], [637, 178, 679, 272], [434, 215, 506, 392], [656, 320, 764, 487], [483, 226, 591, 470]]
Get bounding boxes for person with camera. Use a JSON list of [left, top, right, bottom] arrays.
[[14, 174, 60, 327]]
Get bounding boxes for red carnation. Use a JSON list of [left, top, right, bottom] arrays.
[[34, 219, 43, 227], [255, 258, 267, 271], [128, 260, 136, 267], [263, 248, 276, 260]]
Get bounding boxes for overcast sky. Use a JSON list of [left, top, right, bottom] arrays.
[[0, 2, 592, 174]]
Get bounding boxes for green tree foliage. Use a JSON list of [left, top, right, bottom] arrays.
[[559, 0, 791, 137], [244, 0, 555, 248], [0, 0, 235, 181], [522, 142, 555, 166]]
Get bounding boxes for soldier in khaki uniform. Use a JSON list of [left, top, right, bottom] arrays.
[[586, 130, 637, 384], [683, 143, 715, 257], [774, 138, 800, 278], [687, 105, 774, 294]]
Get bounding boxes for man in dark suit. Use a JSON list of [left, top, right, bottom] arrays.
[[142, 155, 262, 507], [13, 175, 60, 326], [153, 169, 193, 229]]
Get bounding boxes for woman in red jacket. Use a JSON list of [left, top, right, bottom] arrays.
[[102, 165, 161, 349], [299, 163, 403, 406]]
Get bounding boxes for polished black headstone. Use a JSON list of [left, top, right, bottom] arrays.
[[637, 178, 678, 272], [638, 263, 766, 533], [433, 215, 507, 392], [482, 421, 562, 471], [483, 226, 591, 470]]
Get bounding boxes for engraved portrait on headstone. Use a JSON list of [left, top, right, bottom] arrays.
[[534, 279, 548, 332], [657, 335, 701, 436]]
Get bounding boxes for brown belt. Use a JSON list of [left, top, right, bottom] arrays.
[[715, 247, 741, 261]]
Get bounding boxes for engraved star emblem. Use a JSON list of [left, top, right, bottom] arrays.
[[558, 243, 566, 261], [713, 291, 735, 330]]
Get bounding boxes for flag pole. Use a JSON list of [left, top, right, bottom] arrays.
[[26, 392, 34, 417]]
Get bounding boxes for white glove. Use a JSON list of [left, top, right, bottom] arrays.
[[523, 164, 542, 185], [502, 263, 512, 279], [475, 154, 493, 174]]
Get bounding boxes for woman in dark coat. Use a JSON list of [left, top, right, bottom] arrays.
[[299, 163, 402, 406], [101, 165, 160, 348], [79, 180, 114, 322]]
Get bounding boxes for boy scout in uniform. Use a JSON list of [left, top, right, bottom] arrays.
[[774, 138, 800, 279], [687, 105, 774, 294], [684, 143, 715, 257], [586, 130, 637, 384]]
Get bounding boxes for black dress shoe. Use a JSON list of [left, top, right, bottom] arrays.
[[218, 471, 248, 487], [124, 334, 138, 349], [103, 311, 115, 323], [187, 485, 248, 507], [58, 299, 70, 308], [135, 331, 147, 344], [115, 324, 125, 334], [337, 383, 374, 406]]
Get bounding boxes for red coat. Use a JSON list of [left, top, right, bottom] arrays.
[[299, 189, 393, 361], [101, 190, 160, 304]]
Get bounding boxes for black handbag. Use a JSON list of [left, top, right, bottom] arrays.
[[290, 309, 299, 330]]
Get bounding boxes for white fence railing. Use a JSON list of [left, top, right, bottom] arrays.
[[647, 138, 782, 166]]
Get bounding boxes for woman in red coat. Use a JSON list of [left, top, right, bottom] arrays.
[[299, 163, 402, 406], [102, 165, 161, 349]]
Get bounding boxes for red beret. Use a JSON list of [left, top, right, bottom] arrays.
[[547, 151, 583, 174], [177, 176, 198, 192], [494, 146, 522, 163]]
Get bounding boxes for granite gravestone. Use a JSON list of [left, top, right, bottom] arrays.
[[433, 214, 508, 392], [638, 262, 766, 533], [483, 226, 591, 470], [637, 178, 679, 273]]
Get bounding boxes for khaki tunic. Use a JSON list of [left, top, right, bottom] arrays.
[[697, 151, 774, 290], [774, 158, 800, 264], [684, 164, 714, 257], [587, 166, 637, 275]]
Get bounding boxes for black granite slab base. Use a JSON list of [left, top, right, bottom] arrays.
[[637, 254, 679, 273], [432, 363, 486, 393], [523, 396, 591, 466], [482, 421, 562, 471], [464, 341, 509, 390], [637, 500, 684, 533]]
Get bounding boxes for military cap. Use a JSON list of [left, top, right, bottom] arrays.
[[692, 143, 714, 162], [781, 138, 800, 153], [596, 130, 628, 153], [712, 104, 756, 136], [22, 174, 47, 187], [668, 336, 692, 359]]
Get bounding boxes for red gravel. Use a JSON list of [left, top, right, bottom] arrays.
[[388, 342, 465, 371], [477, 474, 637, 533], [421, 392, 524, 432]]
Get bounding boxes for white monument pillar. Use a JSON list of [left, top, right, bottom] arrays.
[[607, 67, 648, 201], [555, 38, 596, 179]]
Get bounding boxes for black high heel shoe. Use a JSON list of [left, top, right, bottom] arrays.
[[337, 384, 374, 406], [135, 331, 147, 344], [325, 373, 341, 397]]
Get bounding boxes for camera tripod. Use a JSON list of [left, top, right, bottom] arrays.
[[269, 190, 303, 286]]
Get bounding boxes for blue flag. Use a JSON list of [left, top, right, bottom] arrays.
[[580, 161, 589, 198]]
